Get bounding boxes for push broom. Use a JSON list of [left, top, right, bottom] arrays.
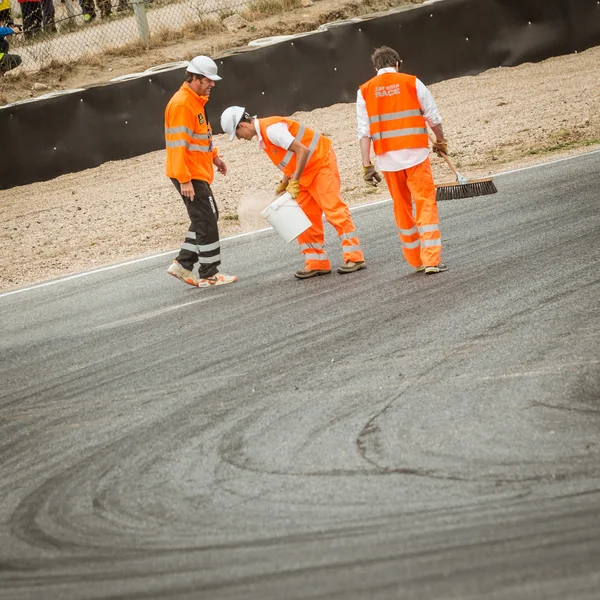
[[434, 147, 498, 202]]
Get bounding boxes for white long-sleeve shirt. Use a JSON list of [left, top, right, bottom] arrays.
[[254, 117, 295, 150], [357, 67, 442, 172]]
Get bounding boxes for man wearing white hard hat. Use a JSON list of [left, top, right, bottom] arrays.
[[164, 56, 237, 288], [220, 106, 365, 279]]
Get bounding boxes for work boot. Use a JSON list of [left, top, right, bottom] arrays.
[[415, 265, 426, 273], [197, 273, 238, 287], [294, 268, 332, 280], [167, 260, 198, 286], [424, 263, 449, 274], [337, 260, 366, 274]]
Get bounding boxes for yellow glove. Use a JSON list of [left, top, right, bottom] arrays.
[[362, 164, 382, 186], [286, 179, 300, 199], [275, 179, 287, 195], [432, 139, 449, 156]]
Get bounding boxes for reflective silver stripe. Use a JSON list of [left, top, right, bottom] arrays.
[[185, 231, 196, 239], [165, 126, 192, 135], [401, 239, 421, 249], [165, 126, 210, 140], [166, 140, 187, 148], [278, 124, 321, 169], [306, 131, 321, 161], [182, 242, 221, 255], [303, 253, 328, 261], [342, 244, 362, 253], [299, 243, 324, 251], [165, 140, 210, 152], [369, 109, 423, 124], [279, 124, 306, 168], [421, 238, 442, 248], [419, 224, 440, 234], [339, 230, 357, 241], [199, 254, 221, 263], [280, 131, 321, 168], [398, 226, 418, 236], [371, 127, 428, 141], [197, 241, 221, 252]]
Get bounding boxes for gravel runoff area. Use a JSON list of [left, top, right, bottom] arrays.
[[1, 45, 599, 292]]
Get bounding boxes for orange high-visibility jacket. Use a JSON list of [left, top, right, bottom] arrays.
[[360, 72, 429, 154], [165, 84, 218, 184], [258, 117, 332, 186]]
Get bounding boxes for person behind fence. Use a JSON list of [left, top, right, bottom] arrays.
[[0, 0, 12, 25], [18, 0, 42, 38], [80, 0, 113, 22], [357, 45, 448, 275], [220, 106, 366, 280], [164, 55, 238, 288], [0, 18, 22, 75], [40, 0, 56, 32]]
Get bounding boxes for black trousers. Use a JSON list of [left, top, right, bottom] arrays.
[[80, 0, 113, 18], [171, 179, 221, 278], [0, 53, 21, 75], [20, 2, 42, 37]]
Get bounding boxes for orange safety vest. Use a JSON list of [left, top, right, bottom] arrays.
[[258, 117, 332, 186], [360, 72, 429, 154], [164, 83, 217, 184]]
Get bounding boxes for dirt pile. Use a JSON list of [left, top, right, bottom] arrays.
[[1, 45, 599, 292]]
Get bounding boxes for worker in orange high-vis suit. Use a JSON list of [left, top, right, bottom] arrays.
[[164, 55, 237, 288], [219, 106, 365, 279], [358, 46, 448, 274]]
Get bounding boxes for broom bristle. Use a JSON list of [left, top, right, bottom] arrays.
[[436, 178, 498, 201]]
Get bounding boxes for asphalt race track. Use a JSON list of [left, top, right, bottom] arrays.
[[1, 151, 599, 600]]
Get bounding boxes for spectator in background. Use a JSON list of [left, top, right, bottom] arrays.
[[0, 17, 23, 75], [18, 0, 42, 38], [80, 0, 113, 22], [41, 0, 56, 32], [0, 0, 12, 25]]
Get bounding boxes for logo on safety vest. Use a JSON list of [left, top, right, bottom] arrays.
[[197, 113, 205, 125], [375, 84, 401, 98]]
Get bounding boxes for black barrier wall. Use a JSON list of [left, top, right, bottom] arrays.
[[1, 0, 599, 190]]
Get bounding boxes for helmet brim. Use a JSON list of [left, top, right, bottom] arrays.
[[185, 69, 222, 81]]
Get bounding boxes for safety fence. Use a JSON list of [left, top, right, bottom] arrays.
[[2, 0, 250, 71]]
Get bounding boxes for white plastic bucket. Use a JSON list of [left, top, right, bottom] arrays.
[[260, 192, 312, 243]]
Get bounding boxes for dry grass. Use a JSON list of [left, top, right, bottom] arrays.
[[526, 129, 600, 157], [247, 0, 301, 16], [184, 18, 225, 36], [104, 39, 151, 58]]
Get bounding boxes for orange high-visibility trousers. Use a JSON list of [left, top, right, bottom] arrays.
[[382, 158, 442, 268], [296, 151, 364, 271]]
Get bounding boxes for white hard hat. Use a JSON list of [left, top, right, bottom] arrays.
[[186, 55, 222, 81], [220, 106, 245, 141]]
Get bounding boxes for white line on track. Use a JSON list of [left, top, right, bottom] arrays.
[[493, 148, 600, 178], [2, 148, 599, 299], [93, 294, 224, 331]]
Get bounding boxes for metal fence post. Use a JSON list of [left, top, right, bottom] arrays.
[[131, 0, 151, 45], [64, 0, 77, 18]]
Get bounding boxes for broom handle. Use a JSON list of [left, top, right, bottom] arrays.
[[436, 150, 468, 185], [437, 150, 458, 174]]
